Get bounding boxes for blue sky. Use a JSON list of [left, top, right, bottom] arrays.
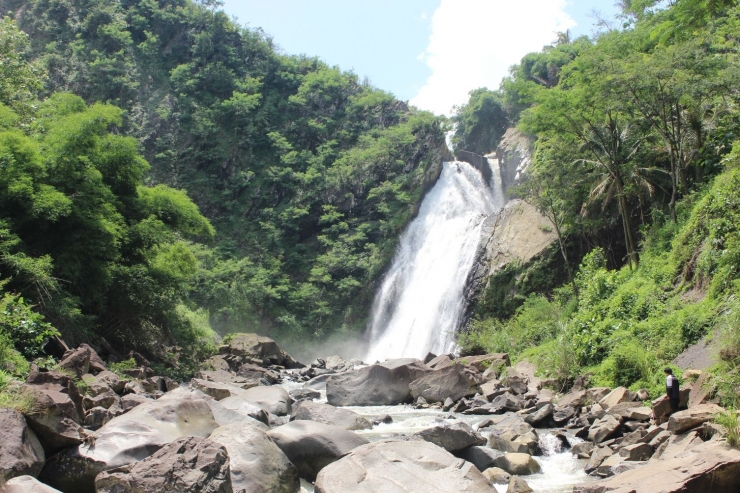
[[222, 1, 621, 115]]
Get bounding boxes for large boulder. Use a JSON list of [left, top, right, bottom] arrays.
[[95, 436, 231, 493], [2, 475, 63, 492], [24, 370, 84, 453], [414, 422, 486, 453], [0, 409, 45, 485], [588, 414, 622, 444], [314, 439, 495, 493], [267, 421, 369, 481], [506, 477, 533, 493], [219, 333, 301, 369], [457, 446, 503, 472], [460, 354, 511, 373], [667, 403, 724, 433], [215, 395, 269, 425], [409, 365, 479, 403], [598, 387, 634, 410], [493, 453, 541, 476], [486, 414, 539, 455], [291, 400, 371, 431], [209, 422, 299, 493], [574, 441, 740, 493], [326, 359, 431, 406], [652, 388, 691, 420], [39, 388, 219, 493], [239, 386, 292, 416]]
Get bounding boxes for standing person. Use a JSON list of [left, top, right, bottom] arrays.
[[665, 368, 680, 414]]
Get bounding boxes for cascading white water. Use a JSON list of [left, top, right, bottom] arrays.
[[364, 160, 502, 362]]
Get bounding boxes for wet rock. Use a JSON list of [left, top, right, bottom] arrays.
[[267, 421, 369, 481], [414, 421, 486, 453], [372, 414, 393, 426], [324, 355, 352, 372], [409, 365, 479, 403], [571, 442, 594, 459], [457, 445, 503, 471], [24, 370, 84, 453], [489, 392, 524, 413], [209, 422, 299, 493], [588, 414, 622, 444], [303, 374, 334, 391], [0, 408, 45, 485], [2, 475, 62, 492], [289, 388, 320, 402], [313, 439, 493, 493], [94, 436, 231, 493], [326, 358, 430, 406], [492, 453, 541, 476], [506, 476, 533, 493], [291, 400, 371, 431], [240, 386, 291, 416], [552, 405, 576, 425], [667, 403, 724, 433]]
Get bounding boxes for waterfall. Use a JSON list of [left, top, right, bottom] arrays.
[[364, 160, 503, 362]]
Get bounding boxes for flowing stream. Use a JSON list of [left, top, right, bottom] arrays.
[[365, 160, 502, 361]]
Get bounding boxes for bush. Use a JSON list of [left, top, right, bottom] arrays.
[[0, 293, 59, 360]]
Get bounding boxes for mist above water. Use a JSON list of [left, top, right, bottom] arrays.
[[365, 160, 502, 362]]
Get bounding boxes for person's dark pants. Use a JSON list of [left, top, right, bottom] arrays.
[[669, 397, 680, 414]]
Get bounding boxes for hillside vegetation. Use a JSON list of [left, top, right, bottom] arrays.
[[0, 0, 447, 376], [456, 0, 740, 404]]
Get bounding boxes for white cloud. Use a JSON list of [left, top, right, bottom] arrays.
[[410, 0, 576, 116]]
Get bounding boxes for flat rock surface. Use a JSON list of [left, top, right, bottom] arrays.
[[314, 439, 495, 493]]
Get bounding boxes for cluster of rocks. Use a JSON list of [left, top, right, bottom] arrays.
[[2, 334, 739, 493]]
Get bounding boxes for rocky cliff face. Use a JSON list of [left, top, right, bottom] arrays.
[[496, 128, 534, 197], [463, 200, 557, 325]]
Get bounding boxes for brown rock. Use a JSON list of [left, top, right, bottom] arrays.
[[95, 436, 231, 493], [0, 409, 45, 485], [24, 370, 84, 453], [506, 476, 533, 493], [667, 403, 724, 433]]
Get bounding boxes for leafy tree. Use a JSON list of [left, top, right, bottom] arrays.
[[451, 88, 508, 155]]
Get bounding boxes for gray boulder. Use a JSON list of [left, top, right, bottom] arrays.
[[291, 400, 371, 431], [414, 422, 486, 453], [2, 475, 63, 492], [219, 333, 301, 369], [95, 436, 231, 493], [493, 453, 541, 476], [94, 371, 125, 394], [507, 476, 533, 493], [409, 365, 479, 403], [326, 358, 431, 406], [289, 388, 320, 402], [667, 403, 723, 433], [40, 388, 219, 493], [240, 386, 292, 416], [209, 422, 299, 493], [588, 414, 622, 444], [314, 439, 495, 493], [24, 370, 84, 453], [457, 446, 504, 472], [214, 395, 269, 425], [0, 408, 45, 485], [267, 421, 369, 481]]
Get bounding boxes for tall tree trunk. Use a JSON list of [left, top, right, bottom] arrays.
[[553, 219, 578, 300], [616, 177, 639, 269]]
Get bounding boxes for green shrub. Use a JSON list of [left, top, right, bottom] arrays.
[[0, 293, 59, 360], [715, 410, 740, 447]]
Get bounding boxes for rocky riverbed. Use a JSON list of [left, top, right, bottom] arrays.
[[1, 333, 738, 493]]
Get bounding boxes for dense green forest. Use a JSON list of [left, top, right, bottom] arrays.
[[456, 0, 740, 403], [0, 0, 448, 375]]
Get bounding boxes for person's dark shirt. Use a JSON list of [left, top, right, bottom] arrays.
[[666, 374, 680, 399]]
